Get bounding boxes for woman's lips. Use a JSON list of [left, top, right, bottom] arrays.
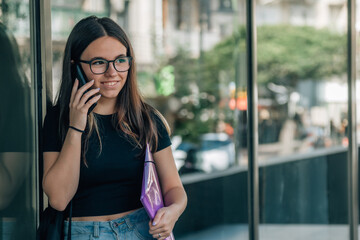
[[101, 81, 119, 88]]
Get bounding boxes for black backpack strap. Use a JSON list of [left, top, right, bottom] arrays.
[[67, 201, 72, 240]]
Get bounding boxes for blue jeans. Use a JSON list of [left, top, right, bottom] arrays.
[[64, 208, 155, 240]]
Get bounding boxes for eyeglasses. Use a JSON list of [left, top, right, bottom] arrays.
[[79, 56, 132, 75]]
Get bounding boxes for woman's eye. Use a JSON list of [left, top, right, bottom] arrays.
[[115, 58, 126, 64], [92, 60, 106, 65]]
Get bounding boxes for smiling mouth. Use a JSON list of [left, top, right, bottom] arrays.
[[102, 81, 118, 86]]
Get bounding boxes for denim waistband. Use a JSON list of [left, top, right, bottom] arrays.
[[64, 208, 149, 230], [63, 208, 152, 239]]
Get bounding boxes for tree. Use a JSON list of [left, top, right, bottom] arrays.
[[156, 25, 347, 142], [206, 25, 347, 86]]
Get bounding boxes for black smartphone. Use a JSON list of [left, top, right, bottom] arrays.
[[76, 64, 97, 114]]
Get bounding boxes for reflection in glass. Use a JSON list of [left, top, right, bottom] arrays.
[[257, 10, 347, 160], [155, 1, 247, 239], [0, 22, 34, 239], [257, 1, 348, 240]]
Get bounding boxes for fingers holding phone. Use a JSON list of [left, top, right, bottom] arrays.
[[69, 79, 101, 131], [79, 87, 101, 104], [76, 64, 99, 114], [72, 79, 94, 104], [77, 81, 101, 107], [78, 85, 101, 111]]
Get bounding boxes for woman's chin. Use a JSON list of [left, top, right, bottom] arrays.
[[98, 93, 119, 101]]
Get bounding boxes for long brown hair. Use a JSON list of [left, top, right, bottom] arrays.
[[55, 16, 169, 161]]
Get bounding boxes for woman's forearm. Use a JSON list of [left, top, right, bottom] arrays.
[[163, 186, 187, 219], [42, 129, 82, 210]]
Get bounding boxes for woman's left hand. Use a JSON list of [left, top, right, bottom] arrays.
[[148, 205, 178, 239]]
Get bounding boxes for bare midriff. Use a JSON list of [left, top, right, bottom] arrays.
[[69, 208, 140, 222]]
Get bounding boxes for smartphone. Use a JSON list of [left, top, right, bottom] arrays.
[[76, 64, 97, 114]]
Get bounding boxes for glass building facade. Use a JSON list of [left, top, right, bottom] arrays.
[[1, 0, 360, 239]]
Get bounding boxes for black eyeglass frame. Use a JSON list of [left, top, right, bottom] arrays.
[[78, 56, 132, 75]]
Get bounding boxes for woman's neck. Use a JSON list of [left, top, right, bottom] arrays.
[[93, 97, 117, 115]]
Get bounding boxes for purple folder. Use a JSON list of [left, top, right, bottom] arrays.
[[140, 144, 175, 240]]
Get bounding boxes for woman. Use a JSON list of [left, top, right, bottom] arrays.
[[42, 16, 187, 240]]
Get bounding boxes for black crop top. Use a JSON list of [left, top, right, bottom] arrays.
[[42, 106, 171, 217]]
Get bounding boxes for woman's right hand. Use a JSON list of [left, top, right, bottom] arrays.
[[69, 79, 101, 131]]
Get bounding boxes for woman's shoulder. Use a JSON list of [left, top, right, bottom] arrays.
[[149, 108, 170, 133], [150, 108, 162, 122], [42, 104, 62, 151]]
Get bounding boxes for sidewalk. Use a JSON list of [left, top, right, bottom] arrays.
[[177, 224, 350, 240]]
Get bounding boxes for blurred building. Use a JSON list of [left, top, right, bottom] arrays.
[[257, 0, 347, 32]]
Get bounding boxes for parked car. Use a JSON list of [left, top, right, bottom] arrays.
[[171, 136, 197, 170], [196, 133, 235, 173]]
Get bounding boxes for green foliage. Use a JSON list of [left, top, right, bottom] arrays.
[[167, 48, 200, 97], [154, 65, 175, 96], [157, 25, 347, 141], [257, 25, 346, 84], [205, 25, 346, 86]]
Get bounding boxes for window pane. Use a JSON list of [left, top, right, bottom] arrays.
[[356, 0, 360, 237], [147, 0, 248, 239], [0, 1, 36, 239], [257, 1, 349, 239]]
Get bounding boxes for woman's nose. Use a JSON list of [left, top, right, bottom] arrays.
[[105, 62, 118, 76]]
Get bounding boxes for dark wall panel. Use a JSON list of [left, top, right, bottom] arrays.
[[175, 148, 351, 236]]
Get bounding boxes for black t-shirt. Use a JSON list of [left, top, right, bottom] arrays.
[[42, 106, 171, 217]]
